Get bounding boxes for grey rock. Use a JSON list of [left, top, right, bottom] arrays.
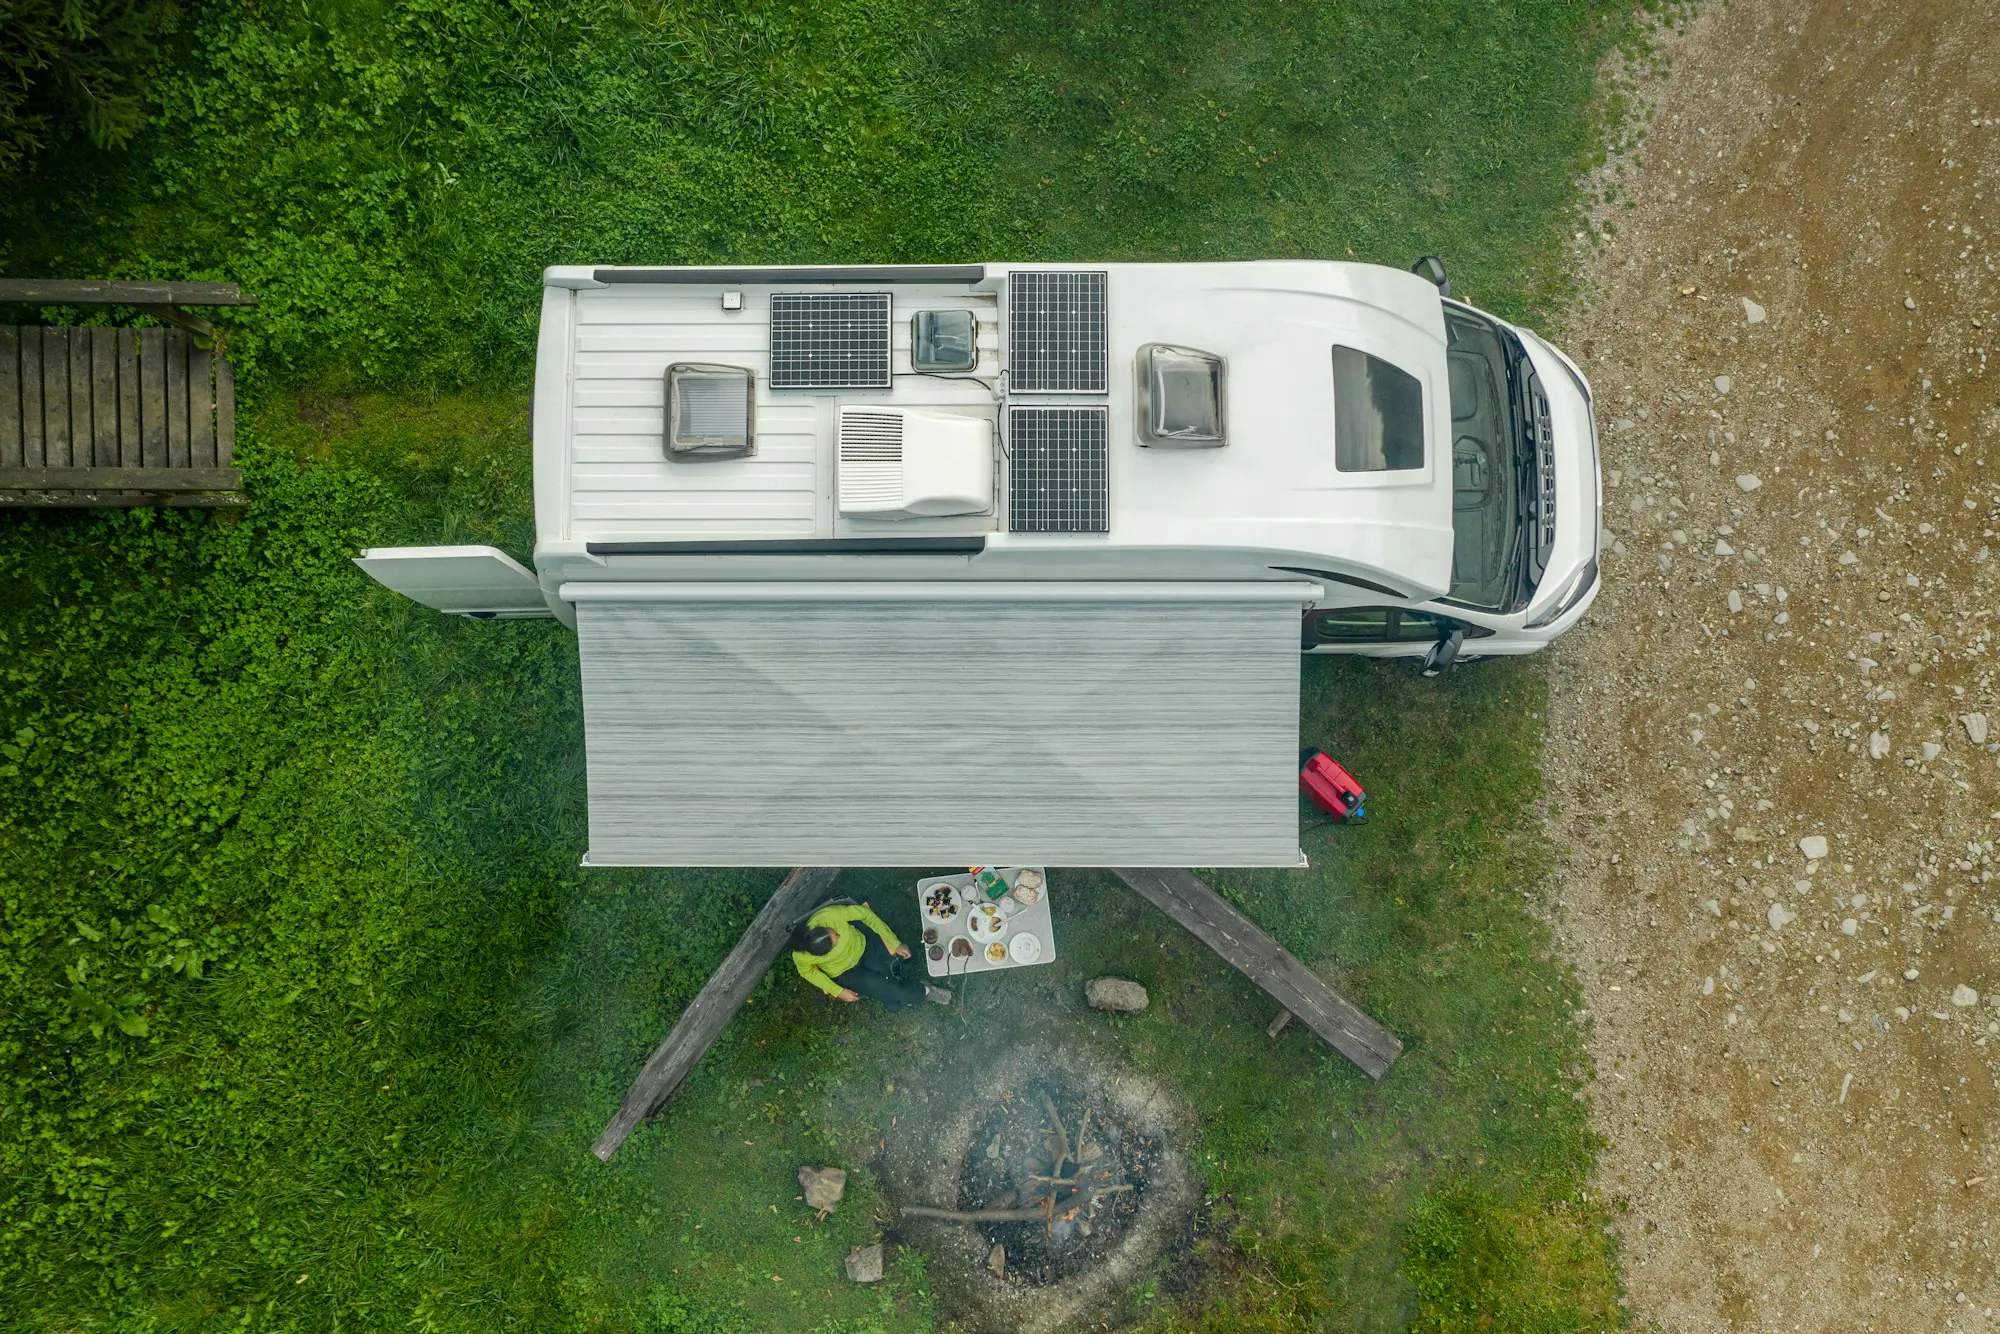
[[1714, 374, 1734, 394], [845, 1243, 884, 1284], [1953, 984, 1980, 1008], [1727, 589, 1745, 614], [1085, 977, 1150, 1013], [1799, 835, 1829, 860], [799, 1166, 847, 1212], [1767, 903, 1797, 931], [987, 1243, 1006, 1279], [1715, 539, 1737, 556], [1736, 473, 1763, 493], [1743, 297, 1766, 324], [1868, 731, 1891, 760], [1963, 712, 1989, 745]]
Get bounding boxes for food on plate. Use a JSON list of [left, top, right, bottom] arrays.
[[928, 944, 944, 961], [950, 937, 974, 958], [924, 884, 960, 920], [1011, 883, 1040, 906], [1013, 869, 1044, 893], [922, 927, 937, 944], [985, 941, 1008, 963]]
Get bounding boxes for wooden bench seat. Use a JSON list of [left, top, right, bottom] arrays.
[[0, 280, 251, 508]]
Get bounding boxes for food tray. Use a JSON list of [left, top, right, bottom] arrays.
[[917, 868, 1058, 977]]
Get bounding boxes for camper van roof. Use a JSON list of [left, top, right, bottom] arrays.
[[532, 259, 1456, 597]]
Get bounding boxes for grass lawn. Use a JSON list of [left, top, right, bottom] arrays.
[[1, 1, 1649, 1327]]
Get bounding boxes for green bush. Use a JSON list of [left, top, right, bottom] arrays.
[[0, 0, 186, 174]]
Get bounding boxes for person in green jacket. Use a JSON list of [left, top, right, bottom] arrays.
[[791, 901, 951, 1011]]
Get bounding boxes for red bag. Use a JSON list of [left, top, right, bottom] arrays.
[[1300, 749, 1366, 822]]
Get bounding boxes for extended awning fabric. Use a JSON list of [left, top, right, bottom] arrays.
[[573, 590, 1306, 867]]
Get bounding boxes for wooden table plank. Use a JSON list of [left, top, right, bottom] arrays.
[[0, 488, 247, 509], [1111, 867, 1403, 1080], [0, 280, 258, 307], [215, 356, 235, 465], [592, 866, 844, 1162], [189, 345, 214, 466], [0, 466, 242, 491], [0, 328, 18, 467], [19, 328, 42, 466], [41, 328, 69, 468], [68, 330, 93, 467], [91, 329, 118, 469], [164, 329, 189, 468], [139, 328, 165, 467], [116, 330, 139, 466]]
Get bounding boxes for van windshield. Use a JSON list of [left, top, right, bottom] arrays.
[[1443, 310, 1520, 611]]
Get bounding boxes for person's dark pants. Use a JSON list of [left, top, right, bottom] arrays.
[[838, 934, 928, 1012]]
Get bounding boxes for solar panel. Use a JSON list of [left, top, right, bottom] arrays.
[[1008, 271, 1107, 393], [769, 292, 891, 389], [1009, 406, 1108, 533]]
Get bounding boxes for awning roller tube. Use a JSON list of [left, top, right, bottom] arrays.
[[560, 580, 1324, 604]]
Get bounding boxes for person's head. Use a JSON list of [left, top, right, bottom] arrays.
[[794, 924, 836, 956]]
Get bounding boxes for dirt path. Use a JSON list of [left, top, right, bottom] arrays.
[[1543, 1, 2000, 1328]]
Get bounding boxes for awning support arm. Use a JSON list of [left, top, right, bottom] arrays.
[[1111, 867, 1402, 1078], [591, 866, 841, 1162]]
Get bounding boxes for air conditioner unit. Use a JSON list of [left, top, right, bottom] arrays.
[[837, 408, 993, 518]]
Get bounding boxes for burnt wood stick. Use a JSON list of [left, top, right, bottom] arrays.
[[1111, 867, 1402, 1078], [1041, 1091, 1070, 1178], [591, 866, 842, 1162], [901, 1205, 1051, 1223]]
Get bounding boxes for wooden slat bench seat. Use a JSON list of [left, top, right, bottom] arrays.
[[0, 324, 241, 508]]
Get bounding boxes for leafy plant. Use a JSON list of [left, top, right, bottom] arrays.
[[0, 0, 187, 174]]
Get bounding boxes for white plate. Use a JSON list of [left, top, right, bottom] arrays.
[[1008, 932, 1043, 965]]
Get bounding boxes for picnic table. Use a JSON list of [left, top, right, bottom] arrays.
[[919, 867, 1057, 978], [0, 280, 252, 507]]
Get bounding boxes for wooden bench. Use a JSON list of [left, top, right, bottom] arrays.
[[0, 281, 254, 508]]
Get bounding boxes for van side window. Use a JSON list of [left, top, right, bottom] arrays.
[[1308, 608, 1391, 642], [1306, 608, 1496, 646], [1331, 346, 1424, 472], [1393, 610, 1451, 642]]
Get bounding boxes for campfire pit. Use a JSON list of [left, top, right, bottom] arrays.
[[885, 1043, 1195, 1331], [902, 1077, 1159, 1284]]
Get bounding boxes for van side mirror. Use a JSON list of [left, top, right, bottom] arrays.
[[1420, 627, 1465, 678], [1411, 256, 1451, 298]]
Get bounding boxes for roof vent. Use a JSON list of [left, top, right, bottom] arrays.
[[837, 407, 993, 519], [1135, 343, 1225, 447], [663, 363, 754, 459]]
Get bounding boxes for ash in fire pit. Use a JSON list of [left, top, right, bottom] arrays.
[[905, 1078, 1158, 1284], [885, 1042, 1194, 1333]]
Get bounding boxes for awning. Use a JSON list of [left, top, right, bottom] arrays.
[[570, 583, 1311, 867]]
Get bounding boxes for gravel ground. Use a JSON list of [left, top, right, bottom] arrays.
[[1542, 1, 2000, 1329]]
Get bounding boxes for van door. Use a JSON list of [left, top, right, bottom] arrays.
[[353, 546, 552, 618]]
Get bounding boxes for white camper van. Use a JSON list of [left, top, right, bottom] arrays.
[[358, 260, 1599, 869]]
